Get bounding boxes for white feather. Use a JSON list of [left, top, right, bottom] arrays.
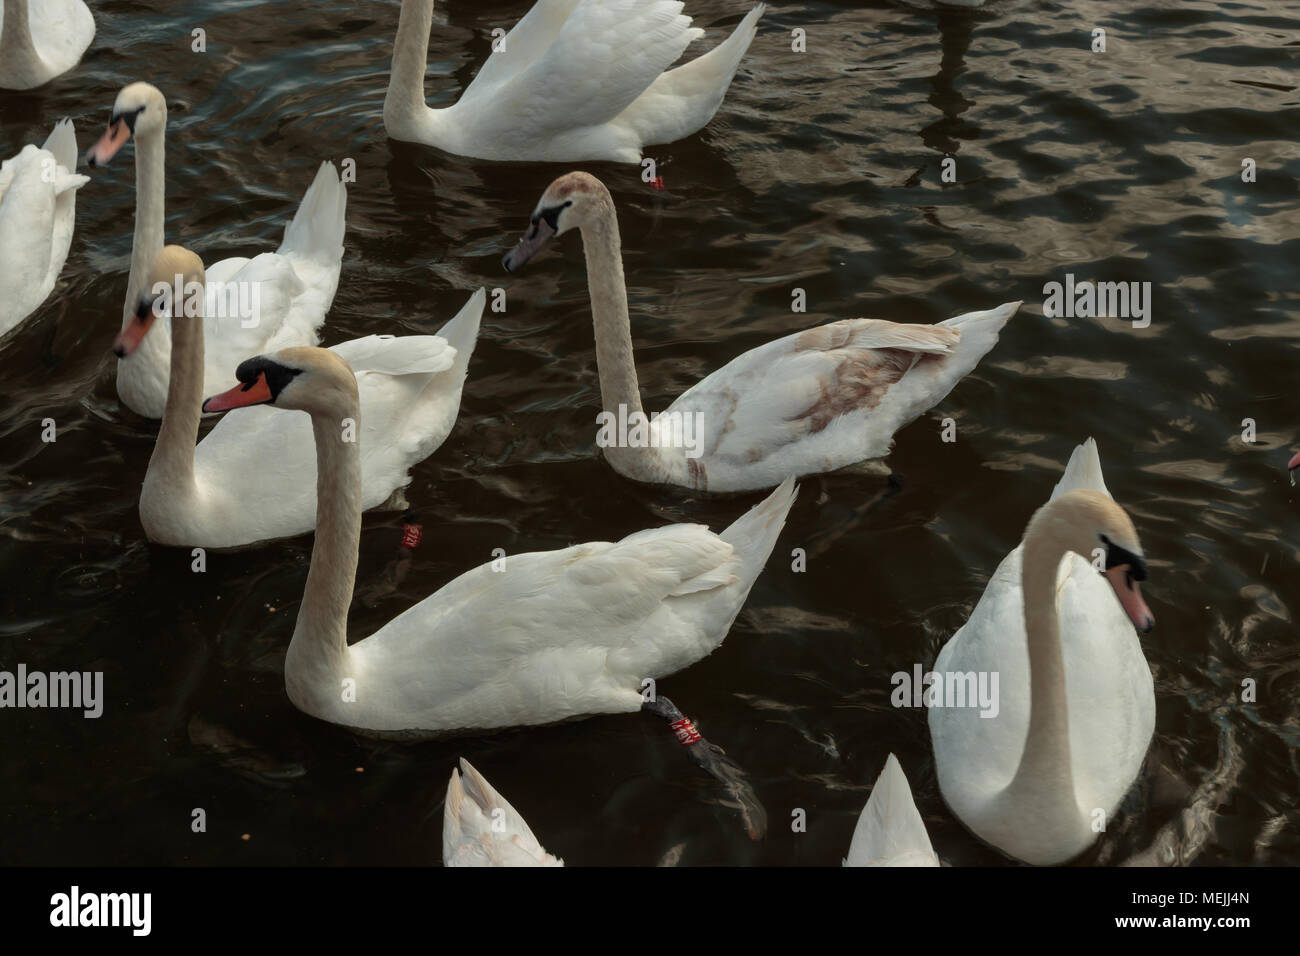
[[0, 119, 86, 337]]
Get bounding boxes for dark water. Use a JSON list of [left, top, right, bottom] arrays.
[[1, 0, 1298, 866]]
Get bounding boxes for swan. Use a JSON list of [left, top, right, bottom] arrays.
[[384, 0, 765, 163], [503, 172, 1021, 492], [444, 759, 563, 867], [126, 245, 483, 549], [0, 0, 94, 89], [928, 439, 1156, 866], [202, 344, 796, 800], [844, 753, 940, 867], [85, 82, 347, 419], [0, 119, 87, 337]]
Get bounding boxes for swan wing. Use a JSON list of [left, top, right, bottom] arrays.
[[180, 163, 345, 397], [347, 520, 748, 731], [0, 130, 85, 334], [459, 0, 584, 100], [460, 0, 704, 139], [665, 318, 958, 483], [613, 4, 763, 145]]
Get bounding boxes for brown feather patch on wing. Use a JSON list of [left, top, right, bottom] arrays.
[[790, 320, 960, 433], [793, 348, 913, 433]]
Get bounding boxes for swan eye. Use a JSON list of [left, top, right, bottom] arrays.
[[110, 105, 145, 133], [1099, 533, 1148, 582]]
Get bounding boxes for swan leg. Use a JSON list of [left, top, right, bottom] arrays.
[[642, 695, 768, 841]]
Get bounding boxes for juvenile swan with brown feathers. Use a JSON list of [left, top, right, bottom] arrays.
[[504, 172, 1021, 492]]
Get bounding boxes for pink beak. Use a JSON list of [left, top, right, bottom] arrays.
[[1104, 566, 1154, 632], [1289, 451, 1300, 472], [85, 119, 132, 167]]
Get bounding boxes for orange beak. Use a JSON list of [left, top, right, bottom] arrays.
[[1104, 565, 1154, 633], [85, 119, 132, 167], [113, 305, 158, 357], [203, 373, 273, 413]]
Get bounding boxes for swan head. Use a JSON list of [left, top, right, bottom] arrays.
[[86, 82, 167, 167], [114, 245, 205, 358], [1027, 489, 1154, 633], [202, 346, 356, 417], [501, 171, 611, 272]]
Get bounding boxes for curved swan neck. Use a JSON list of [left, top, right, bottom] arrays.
[[147, 297, 203, 490], [124, 122, 167, 324], [286, 403, 363, 702], [384, 0, 436, 136], [1003, 522, 1079, 816], [0, 0, 37, 62], [579, 203, 648, 475]]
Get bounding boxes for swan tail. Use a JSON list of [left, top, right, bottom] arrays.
[[278, 161, 347, 267], [443, 759, 562, 867], [616, 4, 764, 145], [37, 120, 88, 196], [844, 754, 939, 867], [389, 288, 484, 463], [1049, 437, 1110, 500], [434, 287, 486, 387], [40, 118, 79, 173], [936, 300, 1020, 368], [718, 475, 797, 583]]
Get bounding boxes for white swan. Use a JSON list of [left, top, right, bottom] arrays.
[[0, 0, 94, 89], [384, 0, 764, 162], [85, 82, 347, 419], [503, 172, 1021, 492], [844, 753, 940, 867], [129, 246, 482, 548], [928, 439, 1156, 865], [444, 759, 563, 867], [0, 119, 87, 337], [202, 342, 795, 739]]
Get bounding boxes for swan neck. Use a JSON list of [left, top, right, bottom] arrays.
[[287, 404, 363, 700], [148, 298, 203, 490], [384, 0, 435, 133], [125, 124, 167, 325], [1004, 527, 1079, 815], [579, 207, 648, 475], [0, 0, 37, 61]]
